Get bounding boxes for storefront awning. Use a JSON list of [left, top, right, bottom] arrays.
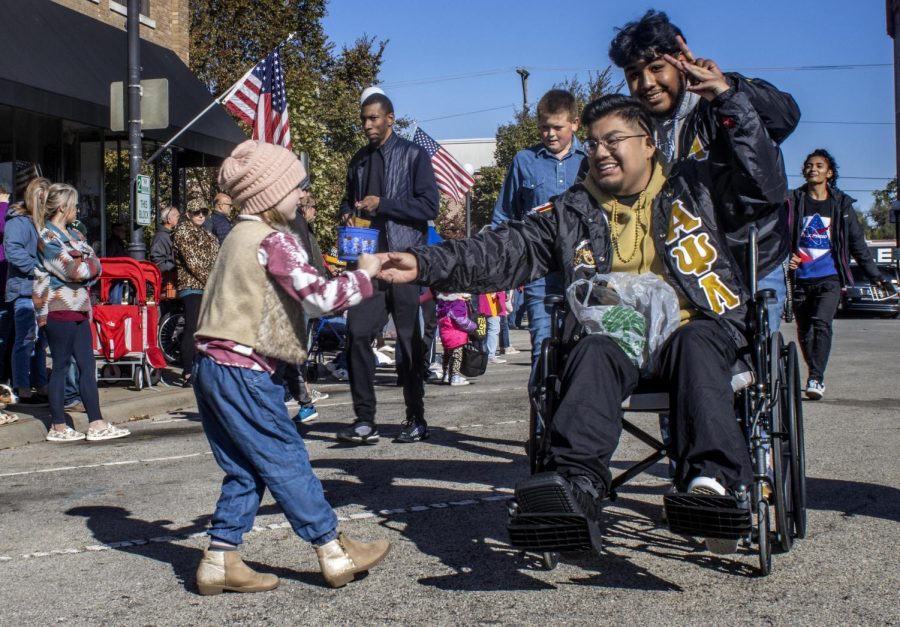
[[0, 0, 247, 161]]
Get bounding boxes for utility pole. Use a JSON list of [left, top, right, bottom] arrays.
[[516, 67, 530, 113], [127, 0, 145, 260]]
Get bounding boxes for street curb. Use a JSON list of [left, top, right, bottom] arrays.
[[0, 385, 198, 451]]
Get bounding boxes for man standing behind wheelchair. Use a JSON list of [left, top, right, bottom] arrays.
[[377, 69, 787, 554]]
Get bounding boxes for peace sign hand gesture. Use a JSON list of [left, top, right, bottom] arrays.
[[662, 36, 732, 102]]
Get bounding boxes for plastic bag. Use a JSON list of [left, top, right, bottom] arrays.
[[566, 272, 680, 371]]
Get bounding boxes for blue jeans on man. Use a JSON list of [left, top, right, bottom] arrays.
[[524, 272, 563, 361], [11, 296, 47, 391]]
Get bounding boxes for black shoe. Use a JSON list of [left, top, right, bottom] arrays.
[[12, 395, 48, 407], [337, 421, 380, 445], [508, 471, 605, 554], [395, 419, 428, 443]]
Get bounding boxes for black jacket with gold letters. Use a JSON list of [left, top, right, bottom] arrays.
[[412, 89, 787, 341]]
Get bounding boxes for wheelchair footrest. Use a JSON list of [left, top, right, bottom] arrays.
[[508, 512, 599, 553], [664, 494, 752, 539]]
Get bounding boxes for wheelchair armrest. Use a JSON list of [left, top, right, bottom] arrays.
[[544, 294, 565, 306]]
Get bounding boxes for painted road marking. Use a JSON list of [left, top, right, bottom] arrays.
[[0, 488, 515, 563]]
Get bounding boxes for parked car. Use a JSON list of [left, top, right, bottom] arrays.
[[839, 264, 900, 318]]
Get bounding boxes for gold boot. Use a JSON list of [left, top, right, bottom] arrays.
[[195, 549, 280, 595], [315, 533, 391, 588]]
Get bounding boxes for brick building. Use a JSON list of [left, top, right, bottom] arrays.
[[0, 0, 244, 251]]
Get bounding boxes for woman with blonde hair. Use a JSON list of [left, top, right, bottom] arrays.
[[34, 183, 129, 442], [4, 177, 50, 404]]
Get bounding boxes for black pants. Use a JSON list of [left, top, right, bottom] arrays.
[[45, 318, 102, 425], [421, 297, 437, 369], [181, 293, 203, 374], [347, 281, 423, 423], [544, 320, 752, 492], [793, 276, 841, 382]]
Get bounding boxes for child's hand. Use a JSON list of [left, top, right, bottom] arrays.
[[376, 252, 419, 284], [788, 254, 802, 270], [356, 253, 382, 278]]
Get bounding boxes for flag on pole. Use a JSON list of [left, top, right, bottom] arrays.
[[223, 49, 292, 149], [412, 127, 475, 203]]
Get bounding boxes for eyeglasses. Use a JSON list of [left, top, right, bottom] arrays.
[[584, 134, 648, 155], [189, 209, 209, 217]]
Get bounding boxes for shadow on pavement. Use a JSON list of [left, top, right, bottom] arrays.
[[806, 476, 900, 523]]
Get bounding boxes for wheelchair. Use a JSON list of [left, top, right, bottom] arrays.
[[507, 228, 807, 576]]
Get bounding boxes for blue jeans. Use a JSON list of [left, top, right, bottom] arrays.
[[758, 261, 788, 335], [11, 296, 47, 391], [484, 316, 500, 359], [524, 273, 563, 361], [193, 355, 338, 547], [499, 315, 510, 349]]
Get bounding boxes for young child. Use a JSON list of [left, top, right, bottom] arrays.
[[436, 292, 475, 386], [192, 140, 390, 594], [491, 89, 583, 361]]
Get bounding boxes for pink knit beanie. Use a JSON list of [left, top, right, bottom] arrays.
[[217, 140, 306, 215]]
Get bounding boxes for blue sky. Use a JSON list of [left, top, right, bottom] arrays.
[[322, 0, 894, 215]]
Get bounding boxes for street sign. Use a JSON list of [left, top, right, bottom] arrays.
[[136, 174, 152, 226], [110, 78, 169, 132]]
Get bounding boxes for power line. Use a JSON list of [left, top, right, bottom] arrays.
[[419, 104, 516, 123]]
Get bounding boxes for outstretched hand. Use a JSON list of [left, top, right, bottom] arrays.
[[662, 35, 730, 102], [376, 252, 419, 284]]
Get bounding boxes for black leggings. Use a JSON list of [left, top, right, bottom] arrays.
[[45, 318, 102, 425], [181, 293, 203, 374]]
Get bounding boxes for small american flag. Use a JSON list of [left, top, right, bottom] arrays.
[[223, 49, 292, 149], [413, 127, 475, 203]]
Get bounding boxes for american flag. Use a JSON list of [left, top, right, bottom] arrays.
[[223, 49, 292, 149], [412, 127, 475, 203]]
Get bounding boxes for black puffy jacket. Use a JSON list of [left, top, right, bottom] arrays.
[[672, 73, 799, 280], [790, 186, 881, 287], [340, 132, 440, 251], [413, 89, 787, 341]]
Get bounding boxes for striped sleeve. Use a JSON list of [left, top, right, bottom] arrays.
[[259, 231, 373, 318]]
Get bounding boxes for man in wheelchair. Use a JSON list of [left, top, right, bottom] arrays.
[[378, 75, 787, 556]]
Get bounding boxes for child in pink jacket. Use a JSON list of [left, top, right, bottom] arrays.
[[436, 292, 476, 386]]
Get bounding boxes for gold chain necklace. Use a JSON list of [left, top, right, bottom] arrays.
[[610, 191, 647, 265]]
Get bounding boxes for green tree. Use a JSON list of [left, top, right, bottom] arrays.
[[468, 69, 620, 233], [863, 178, 897, 240], [189, 0, 386, 249]]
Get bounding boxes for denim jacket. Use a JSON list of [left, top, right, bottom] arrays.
[[4, 204, 39, 302], [491, 138, 586, 226]]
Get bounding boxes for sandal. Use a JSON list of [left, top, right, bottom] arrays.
[[0, 411, 19, 426], [86, 423, 131, 442], [46, 426, 86, 442]]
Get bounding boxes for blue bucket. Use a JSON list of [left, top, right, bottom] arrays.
[[337, 225, 379, 261]]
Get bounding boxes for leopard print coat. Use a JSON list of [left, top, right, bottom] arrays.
[[172, 220, 219, 292]]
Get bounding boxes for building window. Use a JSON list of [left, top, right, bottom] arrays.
[[140, 0, 150, 17]]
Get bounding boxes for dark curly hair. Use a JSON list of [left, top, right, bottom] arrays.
[[803, 148, 839, 188], [581, 94, 654, 138], [608, 10, 685, 69]]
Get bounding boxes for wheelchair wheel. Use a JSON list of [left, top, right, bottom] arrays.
[[541, 551, 560, 570], [158, 311, 185, 366], [756, 499, 772, 576], [768, 333, 791, 553], [785, 342, 807, 539]]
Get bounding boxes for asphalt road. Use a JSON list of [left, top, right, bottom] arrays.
[[0, 324, 897, 625]]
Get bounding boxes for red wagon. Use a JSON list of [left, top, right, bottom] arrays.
[[91, 257, 168, 390]]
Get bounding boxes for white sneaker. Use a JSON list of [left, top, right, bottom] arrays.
[[488, 356, 507, 365], [805, 379, 825, 400], [687, 476, 739, 554], [309, 389, 329, 403], [502, 347, 521, 355], [46, 426, 86, 442], [449, 374, 470, 386], [86, 423, 131, 442]]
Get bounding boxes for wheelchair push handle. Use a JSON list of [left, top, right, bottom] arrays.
[[748, 225, 759, 298]]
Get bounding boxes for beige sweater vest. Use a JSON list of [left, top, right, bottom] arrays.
[[195, 220, 308, 364]]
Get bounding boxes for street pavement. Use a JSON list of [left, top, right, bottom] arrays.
[[0, 324, 897, 625]]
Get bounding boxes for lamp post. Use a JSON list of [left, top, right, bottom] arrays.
[[463, 163, 475, 237], [126, 0, 145, 260]]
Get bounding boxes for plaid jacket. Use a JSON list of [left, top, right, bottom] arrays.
[[33, 223, 102, 325]]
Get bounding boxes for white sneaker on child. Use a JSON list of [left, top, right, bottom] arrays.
[[449, 374, 470, 386]]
